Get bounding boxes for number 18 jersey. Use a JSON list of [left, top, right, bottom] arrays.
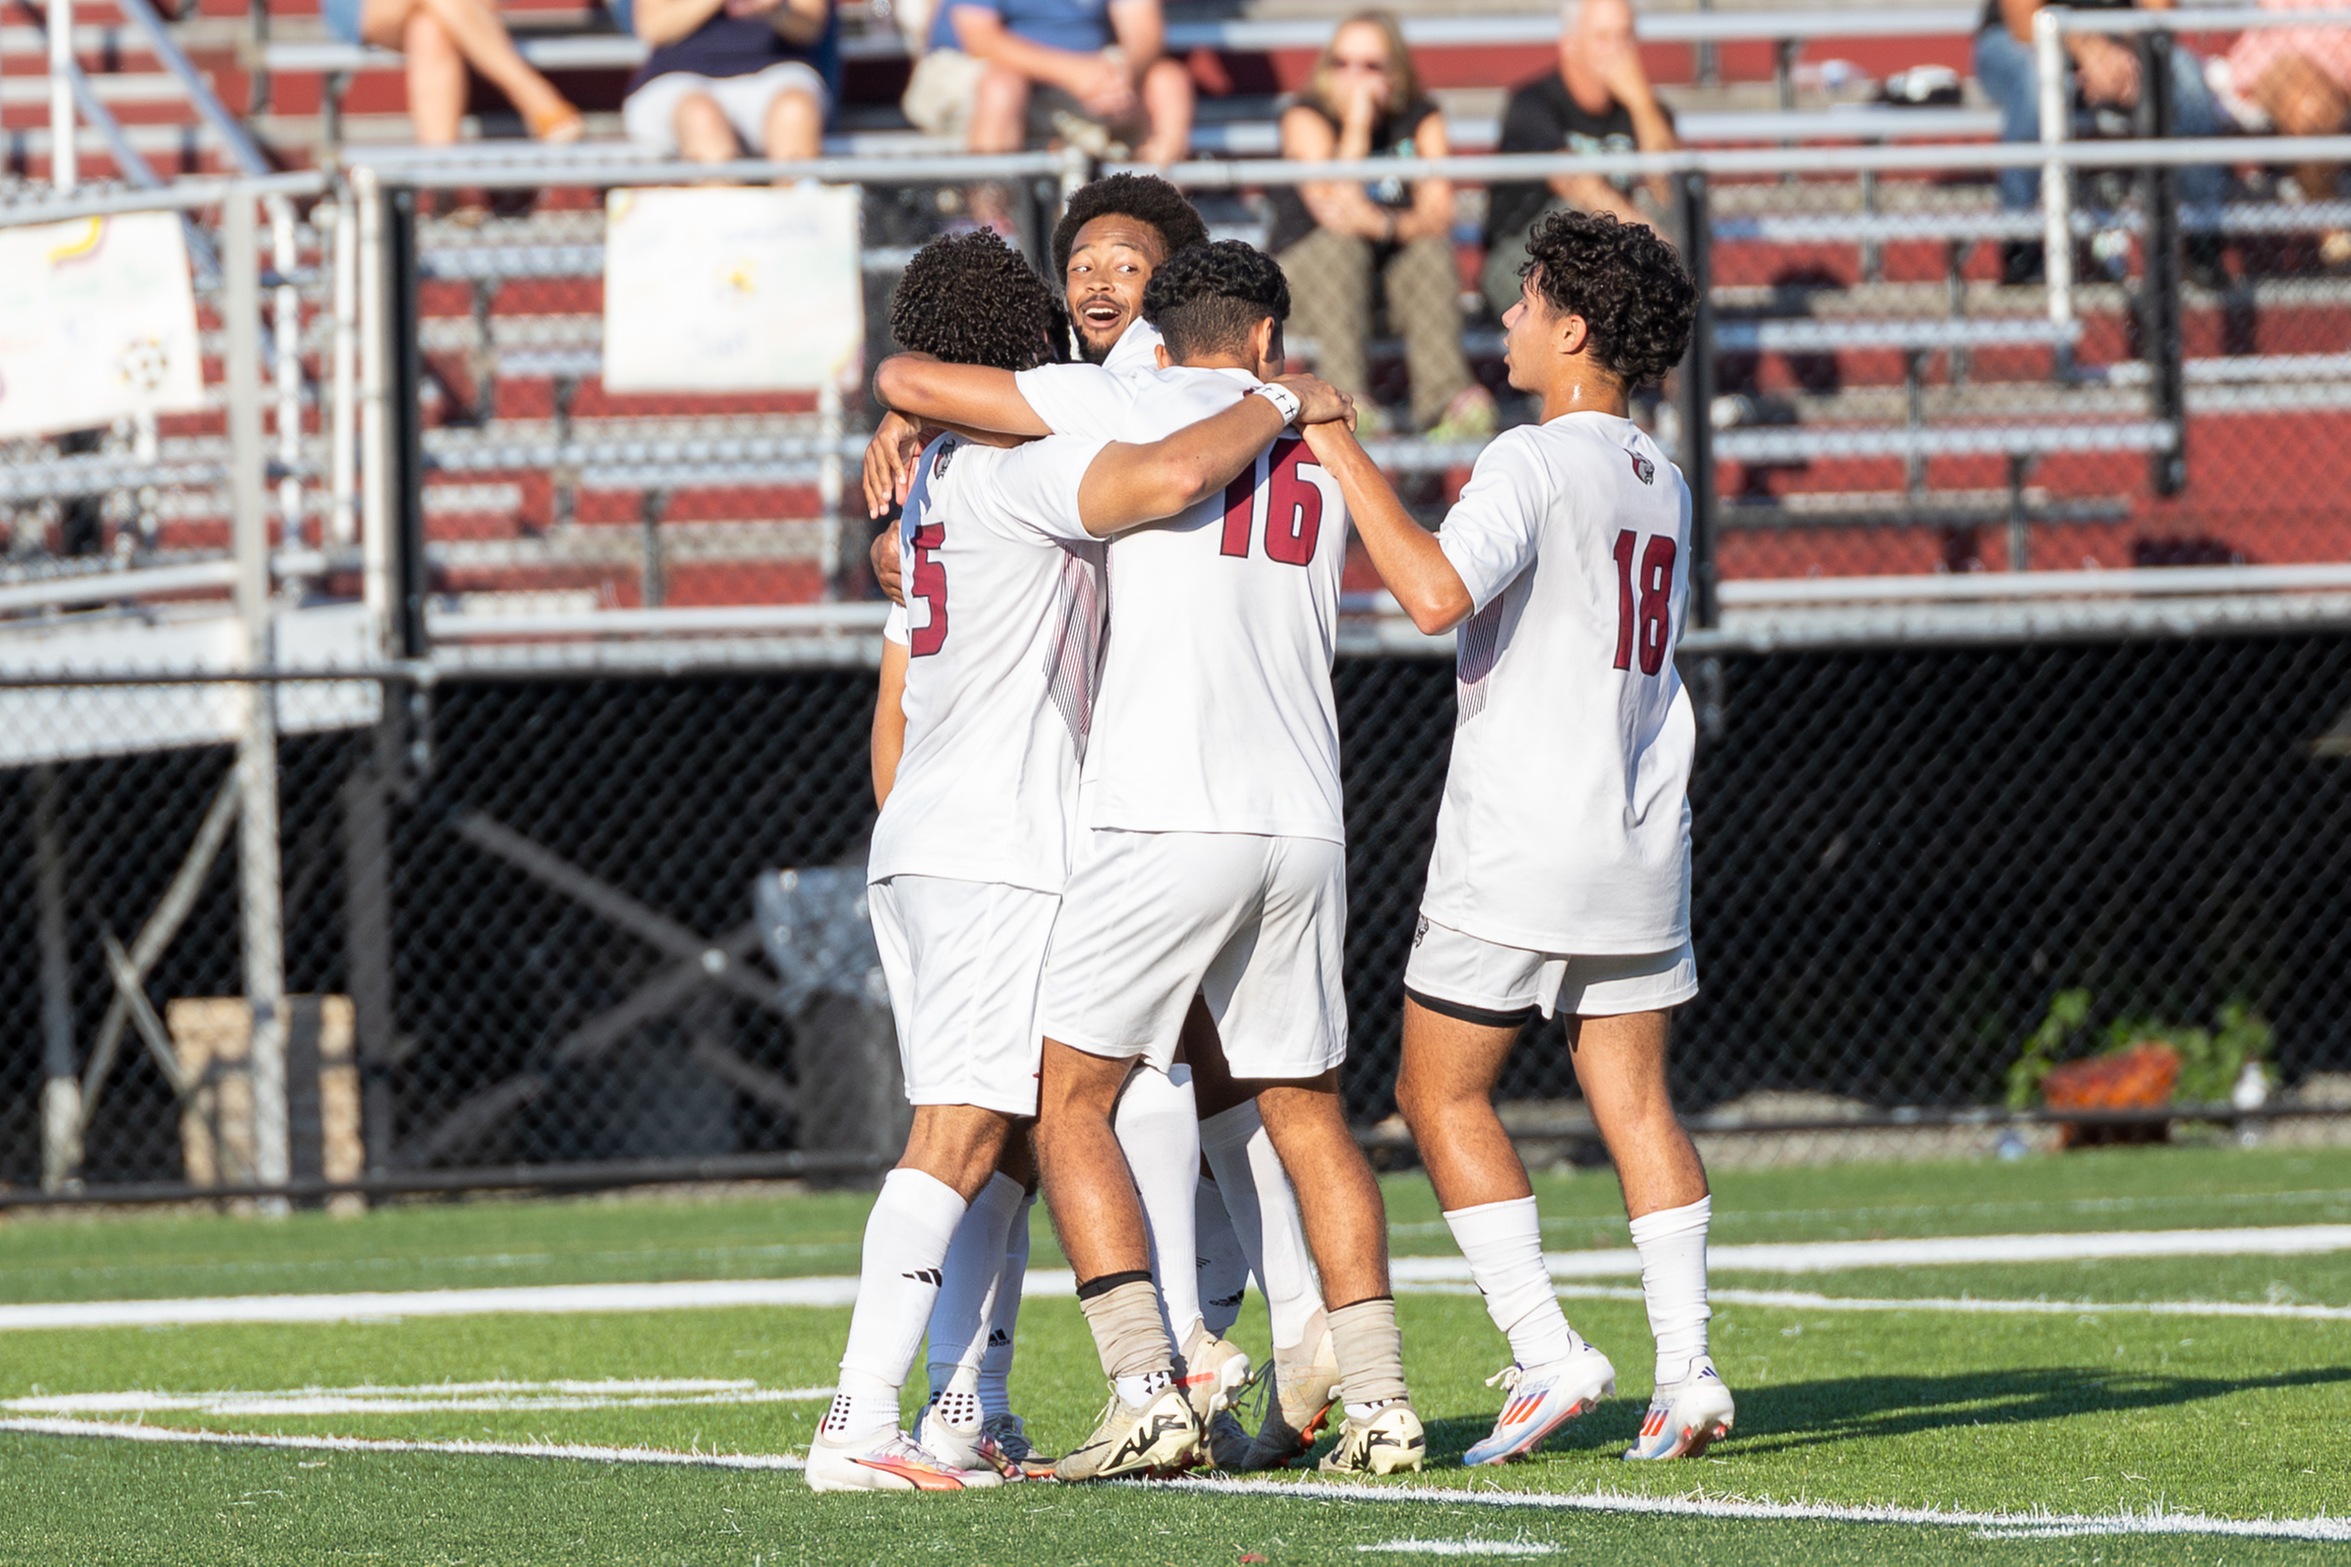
[[1421, 411, 1696, 953], [1078, 365, 1350, 844]]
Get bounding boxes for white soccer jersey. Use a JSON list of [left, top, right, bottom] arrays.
[[1420, 411, 1696, 953], [1012, 317, 1163, 438], [1078, 365, 1350, 843], [868, 430, 1109, 894]]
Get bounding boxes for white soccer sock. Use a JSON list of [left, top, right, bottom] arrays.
[[1443, 1195, 1578, 1371], [825, 1167, 968, 1445], [976, 1189, 1034, 1419], [924, 1171, 1025, 1400], [1194, 1175, 1251, 1338], [1114, 1062, 1204, 1346], [1629, 1195, 1713, 1389], [1199, 1099, 1322, 1352]]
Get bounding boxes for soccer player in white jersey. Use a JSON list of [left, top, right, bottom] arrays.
[[807, 231, 1353, 1493], [1301, 210, 1734, 1466], [1015, 241, 1423, 1481], [867, 183, 1342, 1473]]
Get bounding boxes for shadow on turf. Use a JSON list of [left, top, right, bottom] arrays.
[[1414, 1367, 2351, 1463]]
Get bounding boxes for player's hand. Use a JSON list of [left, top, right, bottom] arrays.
[[1298, 413, 1363, 465], [870, 527, 905, 605], [1274, 373, 1355, 430], [863, 410, 923, 520]]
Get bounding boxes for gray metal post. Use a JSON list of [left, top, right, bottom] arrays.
[[2136, 31, 2188, 497], [2035, 7, 2076, 328], [225, 187, 293, 1206], [34, 766, 81, 1192], [356, 168, 395, 655], [1676, 171, 1719, 630]]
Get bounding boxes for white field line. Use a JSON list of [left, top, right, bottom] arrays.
[[1569, 1284, 2351, 1322], [2, 1378, 833, 1418], [3, 1224, 2347, 1332], [1355, 1542, 1558, 1557], [5, 1417, 2344, 1543], [1165, 1476, 2351, 1544], [0, 1416, 803, 1470]]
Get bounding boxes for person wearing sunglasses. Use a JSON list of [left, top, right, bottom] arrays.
[[1266, 9, 1497, 442]]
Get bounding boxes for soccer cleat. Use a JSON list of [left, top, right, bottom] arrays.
[[914, 1387, 987, 1473], [1177, 1324, 1256, 1434], [1462, 1343, 1618, 1467], [1203, 1406, 1257, 1470], [979, 1412, 1060, 1481], [804, 1428, 1005, 1493], [1623, 1360, 1735, 1461], [1316, 1400, 1426, 1476], [1053, 1384, 1201, 1482], [1224, 1329, 1344, 1471]]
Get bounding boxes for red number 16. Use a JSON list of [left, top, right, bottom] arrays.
[[1220, 437, 1323, 566]]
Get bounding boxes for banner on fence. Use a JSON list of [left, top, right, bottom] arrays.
[[0, 212, 205, 439], [601, 185, 864, 393]]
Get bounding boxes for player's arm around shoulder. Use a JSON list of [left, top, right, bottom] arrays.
[[863, 354, 1058, 518], [1071, 374, 1353, 537], [1301, 418, 1476, 635]]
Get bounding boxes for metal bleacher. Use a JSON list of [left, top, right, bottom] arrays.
[[26, 0, 2340, 613]]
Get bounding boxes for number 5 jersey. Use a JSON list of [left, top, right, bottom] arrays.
[[868, 431, 1109, 896], [1422, 411, 1696, 954]]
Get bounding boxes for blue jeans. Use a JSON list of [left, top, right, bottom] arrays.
[[1974, 24, 2227, 212]]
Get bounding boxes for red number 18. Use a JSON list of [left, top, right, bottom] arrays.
[[1611, 528, 1676, 676]]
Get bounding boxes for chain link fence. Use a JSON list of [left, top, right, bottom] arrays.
[[3, 629, 2347, 1201]]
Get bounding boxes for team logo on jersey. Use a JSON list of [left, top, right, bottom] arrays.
[[933, 441, 958, 478], [1412, 915, 1429, 948], [1628, 451, 1655, 485]]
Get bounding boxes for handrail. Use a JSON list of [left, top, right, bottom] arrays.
[[261, 3, 1993, 75], [114, 0, 273, 177], [0, 171, 326, 226], [350, 133, 2351, 192]]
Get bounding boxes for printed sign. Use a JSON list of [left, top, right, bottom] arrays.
[[0, 211, 205, 439], [603, 184, 864, 393]]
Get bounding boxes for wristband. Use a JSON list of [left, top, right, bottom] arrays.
[[1251, 380, 1303, 428]]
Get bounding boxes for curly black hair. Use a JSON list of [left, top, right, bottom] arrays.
[[1141, 239, 1291, 362], [1518, 209, 1698, 389], [1050, 173, 1210, 280], [889, 229, 1069, 371]]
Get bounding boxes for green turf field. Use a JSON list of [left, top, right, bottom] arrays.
[[2, 1144, 2347, 1564]]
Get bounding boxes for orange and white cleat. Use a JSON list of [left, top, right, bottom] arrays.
[[1623, 1361, 1735, 1461], [1462, 1343, 1617, 1466], [804, 1428, 1006, 1492]]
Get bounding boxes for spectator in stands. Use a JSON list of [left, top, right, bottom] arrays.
[[1975, 0, 2230, 283], [1481, 0, 1678, 319], [2209, 0, 2351, 258], [622, 0, 834, 163], [325, 0, 584, 144], [904, 0, 1192, 164], [1268, 10, 1495, 440]]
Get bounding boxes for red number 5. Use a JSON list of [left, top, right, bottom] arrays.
[[1220, 437, 1324, 566], [908, 521, 948, 656], [1611, 529, 1676, 676]]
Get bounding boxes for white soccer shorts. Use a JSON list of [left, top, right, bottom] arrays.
[[868, 874, 1059, 1117], [1403, 916, 1699, 1024], [1036, 829, 1349, 1080]]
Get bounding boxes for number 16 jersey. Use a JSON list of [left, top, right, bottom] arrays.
[[1422, 411, 1696, 954], [1079, 365, 1351, 844]]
